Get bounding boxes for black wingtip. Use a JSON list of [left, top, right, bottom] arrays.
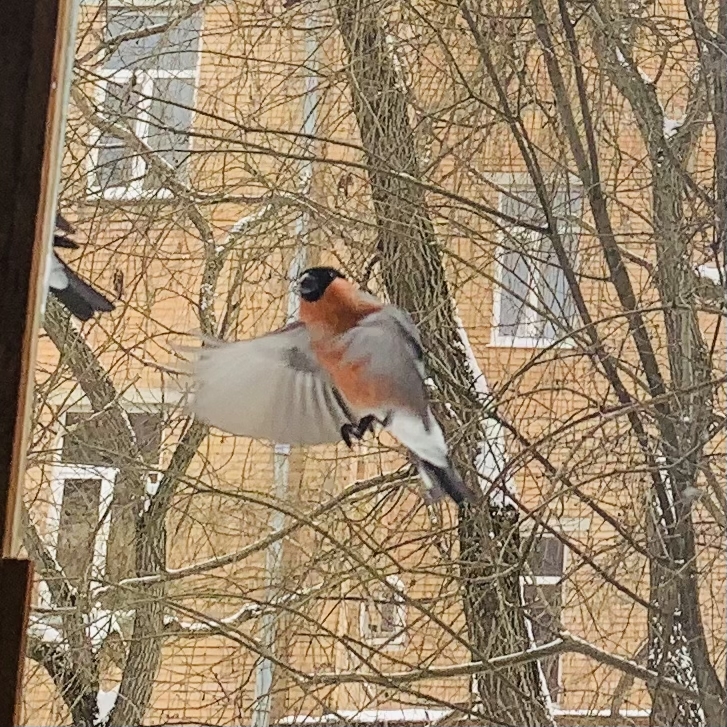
[[50, 288, 95, 321]]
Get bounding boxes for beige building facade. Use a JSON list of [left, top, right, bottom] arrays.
[[21, 0, 724, 724]]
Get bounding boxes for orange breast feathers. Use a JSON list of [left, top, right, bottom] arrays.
[[299, 278, 379, 335], [300, 278, 391, 410]]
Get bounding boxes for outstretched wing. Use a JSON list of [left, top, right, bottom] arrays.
[[339, 305, 429, 418], [188, 323, 356, 446]]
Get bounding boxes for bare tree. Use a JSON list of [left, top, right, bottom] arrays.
[[21, 0, 727, 725]]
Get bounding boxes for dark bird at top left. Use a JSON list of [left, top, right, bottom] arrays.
[[48, 214, 115, 322]]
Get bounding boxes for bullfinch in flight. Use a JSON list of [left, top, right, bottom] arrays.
[[47, 214, 115, 322], [188, 266, 479, 506]]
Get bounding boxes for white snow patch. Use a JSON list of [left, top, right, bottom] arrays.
[[553, 708, 650, 717], [453, 314, 489, 398], [28, 616, 64, 644], [143, 472, 162, 511], [385, 34, 409, 93], [453, 312, 514, 504], [638, 67, 653, 84], [95, 686, 119, 725], [145, 472, 161, 497], [175, 619, 212, 632], [655, 454, 674, 502], [518, 579, 555, 715], [86, 607, 123, 650], [423, 377, 437, 391], [613, 45, 653, 83], [443, 401, 463, 425], [663, 116, 685, 139]]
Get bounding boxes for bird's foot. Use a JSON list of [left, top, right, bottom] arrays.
[[341, 415, 377, 449]]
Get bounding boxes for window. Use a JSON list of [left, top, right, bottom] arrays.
[[360, 576, 406, 647], [43, 466, 117, 606], [88, 8, 201, 199], [62, 411, 163, 468], [522, 535, 565, 703], [39, 409, 163, 606], [493, 188, 581, 346]]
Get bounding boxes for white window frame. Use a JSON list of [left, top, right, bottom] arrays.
[[39, 465, 118, 608], [87, 67, 197, 201], [38, 405, 165, 606], [359, 575, 407, 648], [491, 188, 580, 349]]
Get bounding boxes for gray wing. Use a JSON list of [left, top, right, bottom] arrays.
[[339, 306, 429, 417], [188, 323, 355, 446]]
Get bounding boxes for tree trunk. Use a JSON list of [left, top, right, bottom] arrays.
[[646, 500, 703, 727], [109, 421, 207, 726], [334, 0, 552, 722], [521, 0, 725, 719], [647, 132, 721, 727]]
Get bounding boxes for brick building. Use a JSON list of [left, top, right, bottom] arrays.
[[21, 0, 724, 724]]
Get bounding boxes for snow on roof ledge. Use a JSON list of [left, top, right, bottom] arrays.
[[274, 707, 653, 726], [276, 709, 451, 725], [553, 708, 650, 717], [167, 706, 652, 727]]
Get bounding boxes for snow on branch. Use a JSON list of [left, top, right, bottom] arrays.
[[277, 708, 451, 725], [452, 312, 513, 503], [695, 265, 724, 284], [213, 200, 292, 255], [164, 582, 327, 634]]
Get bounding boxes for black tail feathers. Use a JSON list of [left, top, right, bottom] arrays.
[[411, 455, 479, 506]]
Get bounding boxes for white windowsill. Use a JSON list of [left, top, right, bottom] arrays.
[[521, 575, 562, 586], [489, 331, 576, 349]]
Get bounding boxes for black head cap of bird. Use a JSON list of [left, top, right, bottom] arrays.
[[298, 267, 345, 302]]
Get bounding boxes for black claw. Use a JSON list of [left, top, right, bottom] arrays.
[[341, 416, 377, 449], [357, 415, 376, 438], [341, 424, 355, 449]]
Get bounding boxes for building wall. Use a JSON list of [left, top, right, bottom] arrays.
[[21, 0, 724, 724]]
